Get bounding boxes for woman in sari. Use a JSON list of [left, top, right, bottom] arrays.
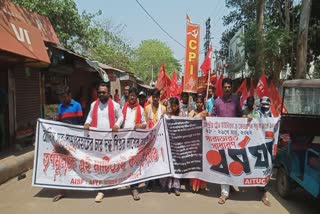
[[188, 95, 208, 193]]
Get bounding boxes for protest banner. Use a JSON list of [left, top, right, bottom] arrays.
[[165, 117, 203, 178], [32, 118, 171, 190], [200, 117, 280, 186], [33, 117, 280, 189]]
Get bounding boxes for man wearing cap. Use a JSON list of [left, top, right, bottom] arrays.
[[138, 91, 148, 108], [258, 96, 273, 118], [257, 96, 273, 206], [120, 86, 130, 108]]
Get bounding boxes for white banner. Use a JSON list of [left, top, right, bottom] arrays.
[[203, 117, 280, 186], [165, 117, 280, 186], [33, 117, 280, 190], [32, 118, 171, 190]]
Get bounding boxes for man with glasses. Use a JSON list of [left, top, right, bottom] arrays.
[[84, 82, 123, 203]]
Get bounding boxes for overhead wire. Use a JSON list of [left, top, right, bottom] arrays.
[[135, 0, 185, 49]]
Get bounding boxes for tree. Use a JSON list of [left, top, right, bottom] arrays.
[[296, 0, 312, 79], [221, 0, 298, 84], [255, 0, 265, 78], [131, 40, 181, 84], [12, 0, 101, 54], [87, 21, 134, 71], [13, 0, 135, 71]]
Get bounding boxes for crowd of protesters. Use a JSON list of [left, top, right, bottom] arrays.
[[54, 78, 273, 206]]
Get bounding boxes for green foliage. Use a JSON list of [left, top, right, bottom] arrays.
[[221, 0, 297, 80], [222, 0, 320, 80], [87, 21, 134, 71], [12, 0, 101, 53], [11, 0, 184, 82], [131, 40, 181, 83], [312, 58, 320, 79]]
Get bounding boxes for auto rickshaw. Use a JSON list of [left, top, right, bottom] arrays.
[[275, 79, 320, 199]]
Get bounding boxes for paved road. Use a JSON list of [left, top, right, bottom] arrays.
[[0, 170, 319, 214]]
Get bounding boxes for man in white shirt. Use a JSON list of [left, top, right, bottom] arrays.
[[122, 87, 147, 200], [84, 82, 123, 203]]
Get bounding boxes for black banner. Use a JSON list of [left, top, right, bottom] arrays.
[[166, 118, 203, 174]]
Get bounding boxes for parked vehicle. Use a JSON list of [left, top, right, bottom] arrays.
[[275, 79, 320, 199]]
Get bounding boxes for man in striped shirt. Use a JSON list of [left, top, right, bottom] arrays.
[[52, 86, 83, 202], [57, 86, 83, 125]]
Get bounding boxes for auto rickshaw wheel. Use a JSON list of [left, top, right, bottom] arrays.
[[276, 167, 291, 198]]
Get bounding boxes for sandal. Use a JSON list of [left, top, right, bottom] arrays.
[[52, 194, 64, 202], [95, 192, 104, 203], [132, 189, 141, 201], [262, 195, 271, 207], [218, 195, 229, 204]]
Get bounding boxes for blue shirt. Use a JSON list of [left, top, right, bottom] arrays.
[[57, 99, 83, 125], [206, 97, 215, 114]]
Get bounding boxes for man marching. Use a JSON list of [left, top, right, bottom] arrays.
[[122, 87, 147, 200], [84, 82, 123, 203]]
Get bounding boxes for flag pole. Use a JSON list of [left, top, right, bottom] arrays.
[[205, 69, 211, 101], [205, 45, 212, 101]]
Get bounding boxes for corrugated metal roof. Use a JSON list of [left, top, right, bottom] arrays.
[[282, 79, 320, 88]]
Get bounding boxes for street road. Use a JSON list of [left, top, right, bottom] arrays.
[[0, 170, 319, 214]]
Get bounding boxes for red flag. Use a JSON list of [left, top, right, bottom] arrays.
[[215, 75, 224, 97], [200, 44, 212, 76], [236, 79, 248, 107], [236, 79, 247, 94], [155, 64, 171, 90], [186, 14, 191, 23], [210, 72, 217, 85], [168, 71, 179, 97], [269, 82, 287, 117], [178, 76, 184, 95], [256, 72, 269, 98], [249, 79, 255, 97]]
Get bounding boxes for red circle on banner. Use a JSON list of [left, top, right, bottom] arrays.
[[206, 150, 221, 166], [229, 161, 243, 176], [102, 156, 110, 161]]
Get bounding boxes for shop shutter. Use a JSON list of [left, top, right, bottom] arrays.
[[14, 65, 40, 130]]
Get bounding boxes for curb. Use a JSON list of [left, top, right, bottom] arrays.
[[0, 151, 34, 184]]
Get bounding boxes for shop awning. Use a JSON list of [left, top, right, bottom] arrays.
[[138, 83, 154, 90], [0, 11, 50, 64]]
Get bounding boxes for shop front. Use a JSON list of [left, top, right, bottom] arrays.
[[0, 0, 54, 150]]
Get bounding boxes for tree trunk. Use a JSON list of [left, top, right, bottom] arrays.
[[255, 0, 265, 79], [284, 0, 291, 31], [273, 58, 283, 87], [296, 0, 312, 79]]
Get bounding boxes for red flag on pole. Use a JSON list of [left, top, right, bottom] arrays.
[[210, 72, 217, 85], [236, 79, 247, 94], [200, 44, 212, 76], [249, 79, 255, 97], [256, 72, 269, 98], [215, 74, 224, 97], [236, 79, 248, 107], [186, 14, 191, 23], [269, 82, 287, 116], [168, 71, 179, 97], [178, 76, 184, 95], [155, 64, 171, 90]]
